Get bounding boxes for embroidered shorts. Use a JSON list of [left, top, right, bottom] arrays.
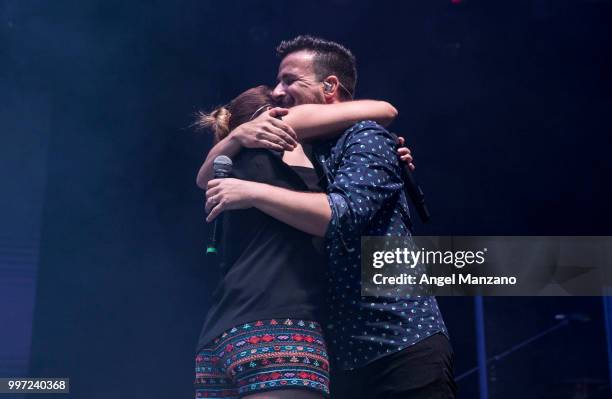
[[194, 319, 330, 398]]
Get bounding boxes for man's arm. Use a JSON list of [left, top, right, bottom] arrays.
[[205, 178, 331, 237], [196, 109, 298, 189], [282, 100, 397, 141], [323, 122, 404, 241], [197, 106, 414, 189], [204, 122, 403, 239], [249, 186, 331, 237]]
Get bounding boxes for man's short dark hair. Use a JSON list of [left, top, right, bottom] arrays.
[[276, 35, 357, 100]]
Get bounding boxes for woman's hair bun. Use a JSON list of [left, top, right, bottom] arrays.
[[194, 106, 231, 141]]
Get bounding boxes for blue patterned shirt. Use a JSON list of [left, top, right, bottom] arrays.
[[313, 121, 448, 370]]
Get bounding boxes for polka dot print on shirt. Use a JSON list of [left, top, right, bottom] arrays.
[[314, 121, 448, 370]]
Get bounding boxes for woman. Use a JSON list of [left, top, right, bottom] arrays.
[[194, 85, 403, 399]]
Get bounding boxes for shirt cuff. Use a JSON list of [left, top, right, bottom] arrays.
[[325, 192, 350, 242]]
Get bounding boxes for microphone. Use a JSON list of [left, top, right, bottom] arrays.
[[402, 163, 431, 223], [390, 133, 431, 223], [206, 155, 233, 256]]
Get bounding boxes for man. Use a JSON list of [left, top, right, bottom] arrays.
[[205, 36, 456, 398]]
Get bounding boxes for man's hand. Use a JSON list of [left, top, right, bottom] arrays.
[[397, 136, 415, 171], [205, 178, 262, 222], [229, 107, 298, 152]]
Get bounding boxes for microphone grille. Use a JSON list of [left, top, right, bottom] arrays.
[[213, 155, 233, 175]]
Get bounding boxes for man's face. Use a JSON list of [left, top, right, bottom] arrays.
[[272, 50, 325, 107]]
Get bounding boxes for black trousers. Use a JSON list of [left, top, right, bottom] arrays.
[[330, 333, 457, 399]]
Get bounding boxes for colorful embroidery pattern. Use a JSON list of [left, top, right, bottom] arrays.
[[195, 319, 330, 398]]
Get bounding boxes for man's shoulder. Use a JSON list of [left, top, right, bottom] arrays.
[[345, 120, 388, 134], [334, 120, 396, 150]]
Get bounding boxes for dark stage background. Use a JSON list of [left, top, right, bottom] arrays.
[[1, 0, 611, 398]]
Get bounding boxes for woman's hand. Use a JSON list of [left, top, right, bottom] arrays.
[[205, 178, 263, 222], [397, 136, 415, 171], [229, 108, 298, 152]]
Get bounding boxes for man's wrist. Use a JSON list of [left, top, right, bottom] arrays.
[[226, 127, 245, 150]]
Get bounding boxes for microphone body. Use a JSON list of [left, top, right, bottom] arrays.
[[390, 133, 431, 223], [401, 164, 431, 223], [206, 156, 233, 256]]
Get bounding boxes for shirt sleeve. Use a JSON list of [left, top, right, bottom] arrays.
[[324, 122, 404, 243]]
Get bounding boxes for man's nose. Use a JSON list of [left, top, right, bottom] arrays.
[[271, 82, 285, 100]]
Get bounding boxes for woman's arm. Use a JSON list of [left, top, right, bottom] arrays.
[[282, 100, 398, 141]]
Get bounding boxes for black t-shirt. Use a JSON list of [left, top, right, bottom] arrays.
[[197, 148, 326, 351]]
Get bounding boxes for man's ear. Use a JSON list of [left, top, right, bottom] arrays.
[[322, 75, 341, 102]]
